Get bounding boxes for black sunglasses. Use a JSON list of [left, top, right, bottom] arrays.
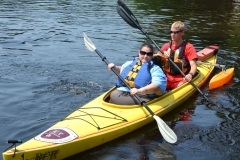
[[139, 50, 153, 56], [170, 30, 182, 34]]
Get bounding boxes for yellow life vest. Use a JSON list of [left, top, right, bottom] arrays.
[[125, 59, 142, 88]]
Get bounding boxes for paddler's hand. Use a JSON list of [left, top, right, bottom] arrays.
[[108, 63, 115, 71], [130, 88, 142, 95], [163, 51, 170, 58], [108, 63, 122, 73], [185, 73, 193, 82]]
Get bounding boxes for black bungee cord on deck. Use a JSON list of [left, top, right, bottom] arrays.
[[4, 140, 22, 158]]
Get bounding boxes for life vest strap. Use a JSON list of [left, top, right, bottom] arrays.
[[131, 68, 139, 72], [126, 76, 134, 81]]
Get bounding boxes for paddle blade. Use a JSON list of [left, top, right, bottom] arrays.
[[209, 68, 234, 90], [153, 115, 177, 143], [83, 33, 96, 52], [116, 0, 141, 29]]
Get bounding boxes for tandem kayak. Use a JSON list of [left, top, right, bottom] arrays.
[[2, 46, 218, 160]]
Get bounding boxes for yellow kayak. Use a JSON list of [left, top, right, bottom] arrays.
[[2, 47, 217, 160], [209, 68, 234, 90]]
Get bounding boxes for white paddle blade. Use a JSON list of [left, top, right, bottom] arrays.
[[153, 115, 177, 143], [83, 32, 96, 52]]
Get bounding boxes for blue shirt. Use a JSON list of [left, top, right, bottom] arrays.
[[117, 60, 167, 93]]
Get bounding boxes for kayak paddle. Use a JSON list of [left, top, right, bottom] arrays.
[[83, 33, 177, 144]]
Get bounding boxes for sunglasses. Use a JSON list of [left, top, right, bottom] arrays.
[[139, 50, 153, 56], [170, 30, 182, 34]]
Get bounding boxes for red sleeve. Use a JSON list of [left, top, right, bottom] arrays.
[[184, 43, 198, 61], [157, 42, 169, 55]]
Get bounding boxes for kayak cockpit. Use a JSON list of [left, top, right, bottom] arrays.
[[101, 87, 141, 108], [101, 70, 201, 108]]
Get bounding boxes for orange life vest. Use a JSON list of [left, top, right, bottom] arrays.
[[161, 41, 190, 75]]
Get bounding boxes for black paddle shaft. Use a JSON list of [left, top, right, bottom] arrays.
[[95, 49, 155, 115], [116, 0, 210, 102]]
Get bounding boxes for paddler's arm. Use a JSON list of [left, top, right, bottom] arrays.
[[185, 59, 197, 82], [130, 65, 167, 96], [130, 83, 163, 96]]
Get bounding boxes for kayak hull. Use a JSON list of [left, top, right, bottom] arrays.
[[3, 52, 217, 160]]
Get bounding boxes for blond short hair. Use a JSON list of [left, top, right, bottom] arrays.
[[171, 21, 185, 31]]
